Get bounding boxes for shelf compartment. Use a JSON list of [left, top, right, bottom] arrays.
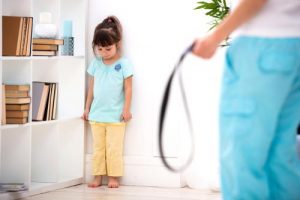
[[2, 60, 32, 85], [32, 0, 60, 39], [0, 127, 31, 185], [58, 119, 84, 181], [31, 124, 59, 183], [32, 59, 59, 83], [57, 59, 85, 119], [2, 0, 31, 16], [60, 0, 86, 56]]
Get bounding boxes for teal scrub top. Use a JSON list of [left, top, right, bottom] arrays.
[[87, 57, 133, 122]]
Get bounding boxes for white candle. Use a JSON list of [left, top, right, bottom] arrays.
[[39, 12, 52, 24]]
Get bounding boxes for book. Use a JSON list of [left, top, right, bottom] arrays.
[[6, 110, 29, 118], [5, 90, 29, 98], [6, 97, 31, 104], [0, 183, 28, 192], [24, 17, 33, 56], [49, 83, 55, 120], [43, 83, 58, 121], [6, 104, 30, 111], [33, 44, 58, 51], [32, 50, 56, 56], [32, 38, 64, 45], [2, 16, 23, 56], [21, 17, 28, 56], [52, 83, 58, 120], [6, 117, 28, 124], [45, 83, 53, 120], [5, 84, 30, 91], [1, 85, 6, 125], [32, 82, 50, 121], [2, 16, 33, 56]]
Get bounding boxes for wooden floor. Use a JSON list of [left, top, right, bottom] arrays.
[[21, 184, 221, 200]]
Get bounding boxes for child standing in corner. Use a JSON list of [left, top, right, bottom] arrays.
[[82, 16, 133, 188]]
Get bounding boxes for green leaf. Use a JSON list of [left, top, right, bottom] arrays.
[[194, 5, 206, 10], [194, 0, 230, 30], [194, 2, 209, 10], [205, 10, 216, 17], [204, 3, 218, 9]]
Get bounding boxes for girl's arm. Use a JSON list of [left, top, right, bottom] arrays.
[[82, 76, 94, 120], [121, 76, 132, 122], [193, 0, 267, 59]]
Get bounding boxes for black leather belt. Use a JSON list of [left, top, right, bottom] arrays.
[[158, 42, 195, 172]]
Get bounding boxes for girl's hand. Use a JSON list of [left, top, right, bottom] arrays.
[[120, 110, 132, 122], [82, 109, 89, 121], [192, 33, 221, 59]]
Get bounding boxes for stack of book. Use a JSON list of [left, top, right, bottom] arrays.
[[32, 38, 64, 56], [2, 16, 33, 56], [32, 82, 58, 121], [5, 85, 31, 124]]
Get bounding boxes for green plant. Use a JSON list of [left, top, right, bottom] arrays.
[[194, 0, 229, 31]]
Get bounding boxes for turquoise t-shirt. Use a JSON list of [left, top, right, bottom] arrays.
[[87, 57, 133, 122]]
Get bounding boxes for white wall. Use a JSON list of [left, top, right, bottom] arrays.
[[86, 0, 224, 188]]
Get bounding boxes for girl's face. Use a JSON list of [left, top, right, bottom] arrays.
[[97, 44, 118, 60]]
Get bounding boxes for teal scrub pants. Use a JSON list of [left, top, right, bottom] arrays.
[[220, 36, 300, 200]]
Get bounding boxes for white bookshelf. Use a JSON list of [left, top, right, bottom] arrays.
[[0, 0, 86, 199]]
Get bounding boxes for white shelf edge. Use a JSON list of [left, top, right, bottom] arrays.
[[0, 123, 31, 130], [1, 117, 82, 130], [31, 117, 82, 126], [0, 178, 83, 200], [1, 56, 85, 61]]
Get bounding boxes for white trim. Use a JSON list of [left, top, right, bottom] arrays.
[[85, 154, 184, 188]]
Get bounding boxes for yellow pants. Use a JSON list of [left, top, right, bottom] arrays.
[[90, 122, 126, 177]]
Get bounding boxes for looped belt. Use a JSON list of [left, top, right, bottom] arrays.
[[158, 42, 195, 172]]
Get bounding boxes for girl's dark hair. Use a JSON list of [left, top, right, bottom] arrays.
[[92, 16, 122, 51]]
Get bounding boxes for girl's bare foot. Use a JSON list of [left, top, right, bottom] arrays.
[[108, 177, 119, 188], [88, 175, 102, 188]]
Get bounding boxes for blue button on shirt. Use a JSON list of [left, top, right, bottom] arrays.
[[87, 57, 133, 122]]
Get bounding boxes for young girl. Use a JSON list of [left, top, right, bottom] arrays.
[[193, 0, 300, 199], [82, 16, 133, 188]]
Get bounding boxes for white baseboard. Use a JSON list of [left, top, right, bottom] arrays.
[[85, 154, 183, 188]]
